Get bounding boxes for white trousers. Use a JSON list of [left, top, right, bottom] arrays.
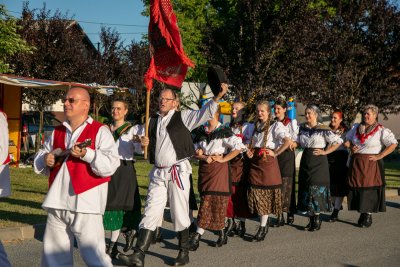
[[0, 165, 11, 198], [140, 165, 191, 232], [41, 209, 112, 267]]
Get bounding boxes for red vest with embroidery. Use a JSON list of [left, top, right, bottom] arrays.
[[49, 121, 111, 194], [0, 109, 11, 165]]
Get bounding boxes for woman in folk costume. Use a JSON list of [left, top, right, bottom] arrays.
[[345, 104, 397, 228], [246, 100, 291, 242], [327, 110, 349, 222], [189, 108, 245, 250], [272, 98, 299, 226], [224, 101, 255, 238], [296, 105, 342, 231], [103, 99, 143, 258]]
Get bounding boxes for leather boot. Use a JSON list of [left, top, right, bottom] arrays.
[[287, 213, 294, 225], [278, 214, 285, 227], [360, 213, 372, 228], [235, 221, 246, 238], [174, 228, 190, 266], [188, 232, 201, 251], [215, 230, 228, 247], [305, 216, 313, 230], [123, 230, 137, 252], [313, 214, 322, 231], [189, 221, 197, 235], [329, 209, 339, 222], [357, 213, 365, 226], [224, 218, 236, 237], [117, 228, 154, 267], [106, 241, 119, 259], [253, 225, 268, 242], [152, 227, 162, 244]]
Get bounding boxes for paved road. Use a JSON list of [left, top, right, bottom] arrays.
[[4, 197, 400, 267]]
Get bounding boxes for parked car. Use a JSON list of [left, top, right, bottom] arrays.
[[21, 112, 62, 147]]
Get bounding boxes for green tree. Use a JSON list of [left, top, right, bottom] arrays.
[[0, 4, 33, 73]]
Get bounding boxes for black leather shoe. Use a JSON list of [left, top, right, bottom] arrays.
[[253, 225, 268, 242], [357, 213, 365, 226], [305, 216, 313, 230], [106, 241, 119, 259], [278, 214, 285, 227], [224, 218, 236, 237], [215, 230, 228, 247], [123, 230, 137, 252], [287, 213, 294, 225], [235, 221, 246, 238], [174, 249, 189, 266], [152, 227, 162, 244], [360, 213, 372, 228], [188, 232, 201, 251], [329, 209, 339, 222]]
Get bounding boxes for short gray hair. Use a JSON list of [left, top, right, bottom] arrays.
[[363, 104, 378, 115], [305, 104, 322, 122]]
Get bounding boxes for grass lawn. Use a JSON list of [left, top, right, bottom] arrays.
[[0, 158, 398, 229]]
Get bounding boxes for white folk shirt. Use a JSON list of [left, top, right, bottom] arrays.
[[231, 122, 254, 145], [114, 124, 144, 160], [154, 100, 218, 168], [0, 112, 11, 198], [252, 121, 291, 149], [298, 123, 343, 149], [196, 123, 246, 155], [34, 117, 120, 214], [345, 123, 398, 154], [286, 119, 299, 142]]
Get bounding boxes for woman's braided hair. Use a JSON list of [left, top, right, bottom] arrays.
[[256, 100, 272, 149]]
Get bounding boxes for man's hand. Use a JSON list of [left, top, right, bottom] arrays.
[[213, 83, 228, 102], [141, 136, 149, 147], [70, 143, 87, 158], [44, 153, 55, 168]]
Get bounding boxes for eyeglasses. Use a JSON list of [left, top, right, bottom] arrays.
[[62, 98, 87, 104], [159, 97, 175, 103]]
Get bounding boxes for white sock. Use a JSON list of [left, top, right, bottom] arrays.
[[334, 197, 344, 210], [196, 227, 205, 235], [260, 215, 269, 227], [110, 229, 121, 242]]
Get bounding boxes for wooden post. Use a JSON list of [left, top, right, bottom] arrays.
[[144, 89, 151, 159]]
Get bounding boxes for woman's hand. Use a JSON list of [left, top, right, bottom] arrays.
[[369, 154, 382, 161], [267, 149, 276, 157], [205, 156, 214, 164], [246, 149, 254, 158], [313, 149, 326, 156], [211, 155, 225, 163], [289, 141, 298, 151], [351, 145, 360, 154]]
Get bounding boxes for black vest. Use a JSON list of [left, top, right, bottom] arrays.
[[148, 111, 195, 165]]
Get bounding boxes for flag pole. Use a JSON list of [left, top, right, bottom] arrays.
[[144, 89, 151, 160]]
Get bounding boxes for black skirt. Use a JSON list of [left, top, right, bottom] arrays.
[[106, 160, 139, 211], [298, 148, 330, 187], [328, 150, 349, 197], [277, 149, 296, 178]]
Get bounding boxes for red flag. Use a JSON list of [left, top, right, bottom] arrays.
[[144, 0, 195, 91]]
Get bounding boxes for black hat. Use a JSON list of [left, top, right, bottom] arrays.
[[207, 65, 228, 96]]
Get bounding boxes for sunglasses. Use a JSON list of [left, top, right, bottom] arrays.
[[62, 98, 86, 104]]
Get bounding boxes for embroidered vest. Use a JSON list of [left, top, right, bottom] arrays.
[[49, 121, 111, 194]]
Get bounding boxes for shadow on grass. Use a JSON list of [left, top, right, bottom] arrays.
[[0, 197, 43, 210], [13, 189, 47, 195], [0, 210, 46, 229]]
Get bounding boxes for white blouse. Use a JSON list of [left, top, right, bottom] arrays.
[[231, 122, 255, 145], [195, 123, 246, 155], [112, 124, 144, 160], [345, 123, 398, 154], [298, 123, 343, 149], [252, 121, 290, 149]]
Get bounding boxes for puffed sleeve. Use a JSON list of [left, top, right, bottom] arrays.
[[324, 130, 343, 146], [290, 119, 299, 141], [243, 123, 255, 145], [131, 124, 144, 154], [34, 132, 54, 176], [274, 122, 291, 143], [345, 124, 358, 142], [223, 135, 246, 151], [381, 127, 398, 147]]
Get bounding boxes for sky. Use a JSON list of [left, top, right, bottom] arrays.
[[2, 0, 149, 46]]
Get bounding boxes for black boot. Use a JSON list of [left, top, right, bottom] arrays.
[[174, 228, 190, 266], [152, 227, 162, 244], [278, 214, 285, 227], [287, 213, 294, 225], [357, 213, 365, 226], [329, 209, 339, 222], [224, 218, 236, 237], [123, 230, 137, 252], [215, 230, 228, 247], [106, 241, 119, 259], [188, 232, 201, 251], [189, 221, 197, 235], [360, 213, 372, 228], [253, 225, 268, 242], [235, 220, 246, 238], [305, 216, 313, 230], [313, 214, 322, 231], [117, 228, 154, 267]]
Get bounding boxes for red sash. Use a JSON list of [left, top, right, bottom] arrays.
[[0, 109, 11, 165], [49, 121, 111, 194]]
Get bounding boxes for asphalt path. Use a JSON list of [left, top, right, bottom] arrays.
[[4, 197, 400, 267]]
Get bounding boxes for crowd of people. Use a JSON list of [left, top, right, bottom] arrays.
[[0, 82, 397, 266]]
